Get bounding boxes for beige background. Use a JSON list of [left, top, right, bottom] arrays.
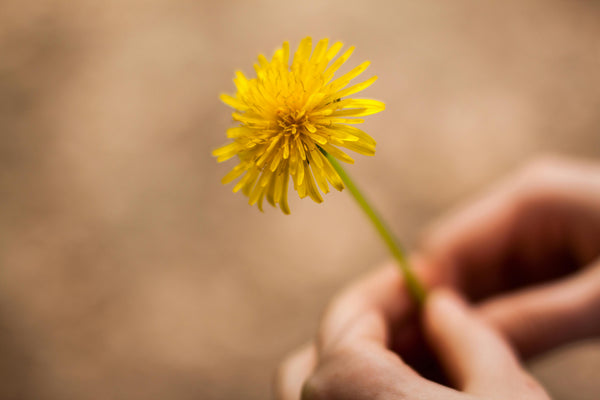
[[1, 0, 599, 399]]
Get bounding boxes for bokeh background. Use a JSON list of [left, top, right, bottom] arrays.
[[1, 0, 599, 399]]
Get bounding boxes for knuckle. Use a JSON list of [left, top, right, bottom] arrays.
[[514, 153, 583, 195], [316, 296, 343, 348], [521, 154, 567, 177], [316, 289, 362, 349], [514, 155, 564, 193], [508, 155, 575, 214]]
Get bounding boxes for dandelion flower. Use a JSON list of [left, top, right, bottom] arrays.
[[213, 37, 384, 214]]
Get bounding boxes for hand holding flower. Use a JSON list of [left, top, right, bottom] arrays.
[[276, 277, 550, 400], [276, 157, 600, 399]]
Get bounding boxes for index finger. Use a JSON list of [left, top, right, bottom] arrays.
[[317, 258, 442, 354], [276, 260, 442, 400]]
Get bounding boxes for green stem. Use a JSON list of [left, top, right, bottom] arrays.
[[324, 151, 426, 304]]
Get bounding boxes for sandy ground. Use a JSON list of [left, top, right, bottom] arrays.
[[1, 0, 599, 399]]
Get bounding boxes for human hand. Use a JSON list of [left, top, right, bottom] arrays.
[[421, 156, 600, 356], [276, 272, 550, 400], [276, 156, 600, 399]]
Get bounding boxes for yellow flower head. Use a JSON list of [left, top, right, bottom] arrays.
[[213, 37, 384, 214]]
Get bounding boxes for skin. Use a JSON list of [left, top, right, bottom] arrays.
[[275, 156, 600, 400]]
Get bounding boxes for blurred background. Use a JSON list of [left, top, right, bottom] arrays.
[[1, 0, 599, 399]]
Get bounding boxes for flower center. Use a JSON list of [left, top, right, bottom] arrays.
[[276, 108, 309, 135]]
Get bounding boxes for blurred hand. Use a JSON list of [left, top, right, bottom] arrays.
[[275, 156, 600, 399], [422, 156, 600, 356], [276, 281, 550, 400]]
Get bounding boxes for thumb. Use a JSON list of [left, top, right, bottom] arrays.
[[423, 289, 549, 400]]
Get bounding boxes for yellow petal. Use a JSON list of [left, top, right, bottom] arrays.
[[293, 37, 313, 67], [304, 163, 323, 203], [324, 46, 354, 82], [331, 75, 378, 99], [327, 61, 370, 92], [212, 142, 240, 162], [311, 38, 329, 63], [320, 155, 344, 191], [320, 143, 355, 164], [328, 125, 377, 146], [340, 140, 376, 156], [220, 94, 247, 110], [221, 163, 247, 184]]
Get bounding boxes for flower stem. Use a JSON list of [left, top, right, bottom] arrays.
[[323, 151, 426, 304]]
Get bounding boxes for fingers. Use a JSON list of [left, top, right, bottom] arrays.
[[277, 262, 443, 400], [315, 265, 402, 353], [423, 289, 550, 400], [479, 259, 600, 358], [302, 313, 425, 400], [275, 344, 317, 400], [316, 259, 443, 354], [421, 156, 600, 298], [275, 265, 412, 400], [424, 156, 600, 258]]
